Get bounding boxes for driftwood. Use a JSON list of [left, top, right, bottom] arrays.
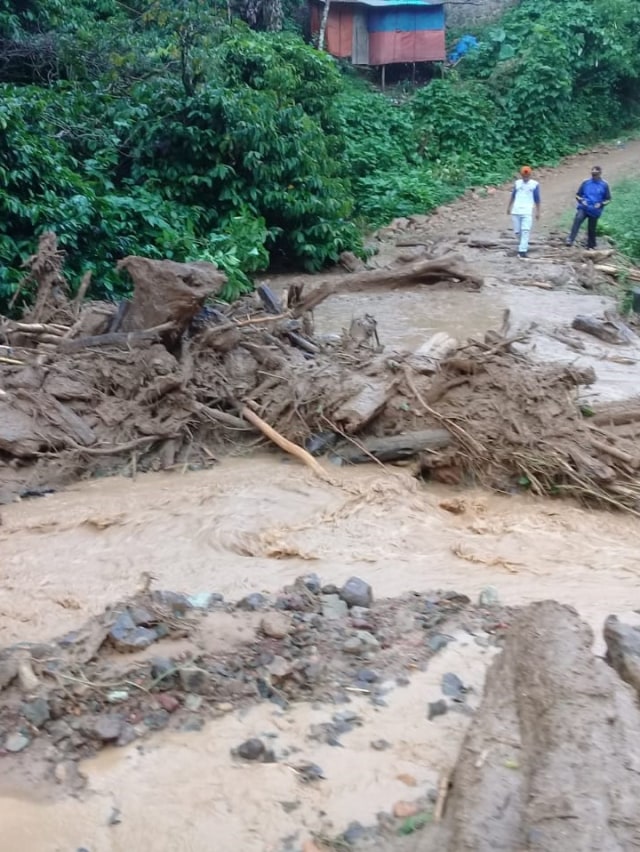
[[332, 378, 395, 433], [571, 314, 637, 345], [594, 263, 640, 282], [333, 428, 451, 463], [591, 406, 640, 427], [434, 602, 640, 852], [409, 332, 458, 374], [58, 323, 175, 353], [290, 254, 484, 316]]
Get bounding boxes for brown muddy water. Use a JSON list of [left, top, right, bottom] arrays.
[[2, 458, 640, 850]]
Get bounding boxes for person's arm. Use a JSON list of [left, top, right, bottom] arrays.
[[600, 182, 612, 208], [507, 186, 516, 214], [576, 181, 586, 204], [533, 184, 541, 219]]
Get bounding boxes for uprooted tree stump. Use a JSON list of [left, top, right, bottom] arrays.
[[116, 256, 226, 333], [432, 601, 640, 852]]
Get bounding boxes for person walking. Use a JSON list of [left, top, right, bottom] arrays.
[[507, 166, 541, 258], [566, 165, 611, 249]]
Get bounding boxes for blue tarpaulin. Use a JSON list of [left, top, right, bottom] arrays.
[[448, 34, 478, 63]]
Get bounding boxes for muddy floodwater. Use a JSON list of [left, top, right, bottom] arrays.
[[2, 458, 640, 850]]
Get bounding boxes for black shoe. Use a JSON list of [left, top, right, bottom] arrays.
[[565, 239, 573, 246], [518, 251, 528, 258]]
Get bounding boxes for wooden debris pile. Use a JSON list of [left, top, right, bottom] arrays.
[[1, 231, 639, 514]]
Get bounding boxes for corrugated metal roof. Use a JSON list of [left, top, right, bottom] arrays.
[[318, 0, 441, 6]]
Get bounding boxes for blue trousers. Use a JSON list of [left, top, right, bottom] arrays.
[[568, 209, 598, 248]]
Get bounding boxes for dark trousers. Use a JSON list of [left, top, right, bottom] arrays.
[[568, 209, 598, 248]]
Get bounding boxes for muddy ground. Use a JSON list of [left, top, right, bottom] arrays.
[[2, 141, 640, 851]]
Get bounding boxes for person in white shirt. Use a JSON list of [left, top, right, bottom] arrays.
[[506, 166, 541, 258]]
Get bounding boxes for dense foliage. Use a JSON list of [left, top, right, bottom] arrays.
[[1, 0, 639, 308], [599, 178, 640, 264]]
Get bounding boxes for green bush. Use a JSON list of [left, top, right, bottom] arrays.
[[598, 179, 640, 263]]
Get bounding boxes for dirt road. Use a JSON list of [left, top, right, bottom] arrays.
[[1, 142, 640, 852]]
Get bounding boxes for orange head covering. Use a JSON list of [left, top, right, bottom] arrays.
[[521, 166, 532, 177]]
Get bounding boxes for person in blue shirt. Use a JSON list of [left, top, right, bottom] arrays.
[[566, 166, 612, 249]]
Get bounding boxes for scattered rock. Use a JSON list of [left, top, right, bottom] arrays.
[[150, 656, 175, 684], [479, 586, 500, 607], [260, 612, 292, 640], [237, 593, 267, 611], [356, 668, 379, 683], [428, 633, 453, 653], [302, 574, 321, 594], [321, 584, 339, 595], [604, 615, 640, 693], [156, 693, 180, 713], [333, 709, 359, 724], [4, 732, 30, 752], [236, 738, 266, 761], [342, 822, 366, 844], [129, 606, 155, 626], [351, 605, 371, 619], [90, 715, 123, 742], [17, 658, 39, 692], [106, 689, 129, 704], [343, 636, 364, 655], [397, 773, 417, 787], [340, 577, 373, 608], [428, 699, 448, 720], [144, 710, 170, 730], [117, 724, 138, 747], [294, 761, 325, 782], [184, 694, 203, 712], [151, 590, 192, 615], [371, 739, 391, 751], [216, 702, 234, 713], [179, 666, 208, 693], [109, 610, 158, 652], [276, 594, 307, 611], [186, 592, 217, 609], [321, 594, 348, 620], [21, 697, 50, 728], [393, 801, 419, 819], [442, 672, 467, 701], [107, 807, 122, 826], [281, 801, 301, 814]]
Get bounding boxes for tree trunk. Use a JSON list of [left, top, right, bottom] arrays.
[[433, 601, 640, 852], [318, 0, 331, 50]]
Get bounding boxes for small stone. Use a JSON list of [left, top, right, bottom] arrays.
[[47, 719, 73, 744], [281, 800, 301, 814], [4, 732, 30, 752], [357, 630, 380, 651], [302, 574, 321, 594], [182, 717, 204, 732], [371, 695, 387, 707], [216, 702, 233, 713], [236, 738, 266, 761], [21, 697, 50, 728], [184, 694, 203, 711], [186, 593, 214, 609], [321, 594, 348, 620], [116, 724, 138, 747], [339, 577, 373, 608], [371, 739, 391, 751], [260, 613, 291, 639], [109, 618, 158, 652], [475, 636, 490, 648], [267, 656, 294, 680], [294, 761, 325, 782], [150, 656, 175, 683], [343, 636, 363, 655], [129, 606, 155, 626], [321, 583, 339, 595], [156, 693, 180, 713], [107, 807, 122, 826], [428, 699, 448, 720], [442, 672, 466, 701], [152, 590, 192, 615], [106, 690, 129, 704], [479, 586, 500, 607], [276, 594, 307, 612], [144, 710, 170, 731], [428, 633, 453, 653], [237, 593, 267, 611], [351, 605, 371, 619], [393, 801, 418, 819], [179, 666, 208, 694], [333, 709, 359, 724], [357, 668, 379, 683], [91, 715, 123, 742], [342, 821, 366, 843], [397, 773, 417, 787]]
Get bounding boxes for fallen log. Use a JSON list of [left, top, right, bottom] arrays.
[[58, 323, 175, 353], [332, 428, 451, 463], [332, 378, 395, 433], [436, 601, 640, 852], [290, 254, 484, 316], [571, 314, 637, 345], [591, 406, 640, 427]]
